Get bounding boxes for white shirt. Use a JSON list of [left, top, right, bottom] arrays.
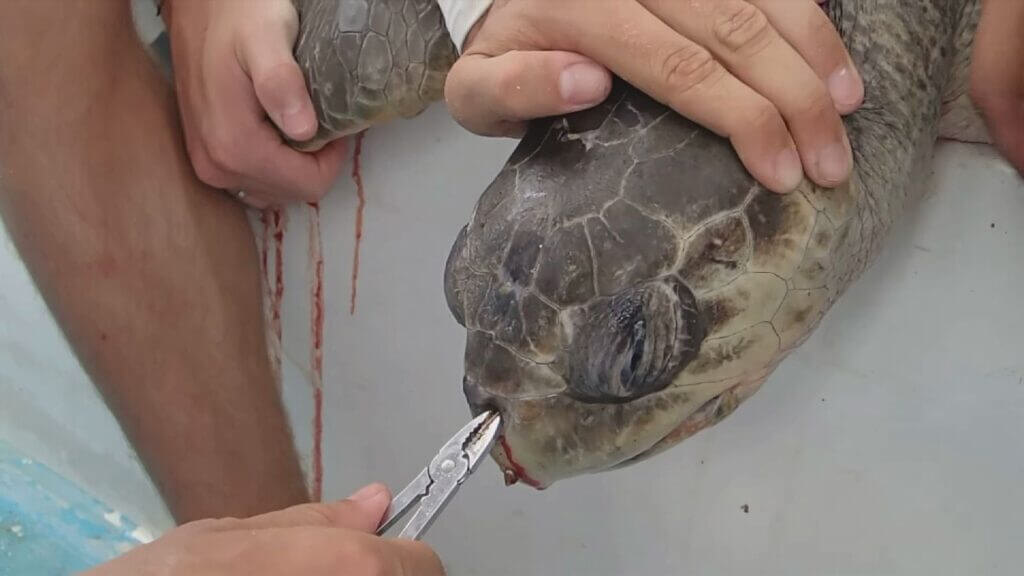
[[435, 0, 494, 53]]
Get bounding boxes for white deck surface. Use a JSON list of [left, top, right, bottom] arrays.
[[1, 87, 1022, 573]]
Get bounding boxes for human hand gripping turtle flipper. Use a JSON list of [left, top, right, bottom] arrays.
[[288, 0, 994, 488], [161, 0, 350, 208], [292, 0, 863, 194]]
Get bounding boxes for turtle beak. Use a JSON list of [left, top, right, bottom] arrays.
[[462, 374, 506, 418]]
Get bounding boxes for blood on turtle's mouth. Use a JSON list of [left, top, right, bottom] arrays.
[[463, 382, 544, 486], [497, 435, 543, 488]]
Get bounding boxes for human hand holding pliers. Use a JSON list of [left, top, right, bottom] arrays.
[[375, 410, 502, 540]]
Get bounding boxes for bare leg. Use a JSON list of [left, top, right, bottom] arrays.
[[0, 0, 308, 522]]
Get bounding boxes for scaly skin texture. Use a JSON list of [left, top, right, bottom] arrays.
[[292, 0, 987, 488], [291, 0, 456, 150]]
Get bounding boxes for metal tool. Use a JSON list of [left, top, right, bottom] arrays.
[[375, 410, 502, 540]]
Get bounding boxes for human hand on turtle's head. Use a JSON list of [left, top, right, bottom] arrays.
[[160, 0, 348, 208], [443, 0, 864, 194]]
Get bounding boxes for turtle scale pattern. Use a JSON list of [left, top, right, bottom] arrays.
[[291, 0, 457, 150], [445, 78, 863, 485], [290, 0, 988, 488]]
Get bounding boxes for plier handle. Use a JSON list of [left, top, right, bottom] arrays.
[[375, 410, 502, 540]]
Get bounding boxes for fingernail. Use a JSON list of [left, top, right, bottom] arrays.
[[775, 147, 804, 191], [827, 65, 863, 111], [816, 140, 850, 184], [559, 62, 609, 107], [349, 483, 386, 503], [281, 100, 315, 137]]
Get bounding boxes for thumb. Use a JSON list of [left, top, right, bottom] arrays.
[[237, 8, 318, 142], [445, 50, 612, 137], [336, 483, 393, 532], [235, 483, 392, 533]]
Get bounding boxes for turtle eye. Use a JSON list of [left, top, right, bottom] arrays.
[[563, 277, 705, 403], [624, 319, 648, 384]]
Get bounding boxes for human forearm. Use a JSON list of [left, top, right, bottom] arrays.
[[0, 0, 309, 522]]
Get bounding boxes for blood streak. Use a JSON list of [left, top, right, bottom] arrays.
[[271, 209, 286, 343], [499, 436, 542, 488], [307, 202, 325, 501], [349, 131, 366, 315], [261, 209, 286, 378], [308, 204, 325, 385], [260, 211, 270, 294]]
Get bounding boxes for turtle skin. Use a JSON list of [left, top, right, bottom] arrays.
[[290, 0, 987, 488], [291, 0, 456, 150]]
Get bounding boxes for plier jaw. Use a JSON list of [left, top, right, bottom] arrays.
[[375, 410, 502, 540]]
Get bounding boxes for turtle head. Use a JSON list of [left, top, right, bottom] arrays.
[[444, 220, 707, 488], [441, 78, 822, 488]]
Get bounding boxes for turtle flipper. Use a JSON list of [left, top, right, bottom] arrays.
[[289, 0, 457, 150]]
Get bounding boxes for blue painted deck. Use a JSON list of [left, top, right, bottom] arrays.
[[0, 441, 151, 575]]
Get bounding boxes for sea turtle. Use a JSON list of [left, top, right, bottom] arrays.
[[291, 0, 456, 149], [291, 0, 992, 488]]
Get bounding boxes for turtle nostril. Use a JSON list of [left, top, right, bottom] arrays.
[[462, 376, 497, 415], [462, 377, 513, 425]]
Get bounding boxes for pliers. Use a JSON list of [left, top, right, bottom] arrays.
[[375, 410, 502, 540]]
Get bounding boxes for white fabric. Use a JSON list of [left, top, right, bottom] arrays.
[[436, 0, 493, 53]]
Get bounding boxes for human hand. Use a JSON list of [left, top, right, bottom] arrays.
[[161, 0, 347, 208], [443, 0, 863, 193], [970, 0, 1024, 175], [83, 483, 445, 575]]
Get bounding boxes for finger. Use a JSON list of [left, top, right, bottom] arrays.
[[233, 483, 392, 532], [341, 534, 447, 576], [991, 115, 1024, 176], [188, 9, 338, 203], [192, 116, 336, 205], [194, 48, 325, 202], [639, 0, 851, 187], [446, 50, 612, 137], [543, 2, 803, 192], [971, 0, 1024, 174], [233, 189, 271, 210], [749, 0, 864, 113], [248, 528, 447, 576], [380, 539, 448, 576], [236, 3, 318, 142], [250, 130, 348, 202]]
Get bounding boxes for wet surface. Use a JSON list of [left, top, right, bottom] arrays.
[[0, 440, 149, 574]]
